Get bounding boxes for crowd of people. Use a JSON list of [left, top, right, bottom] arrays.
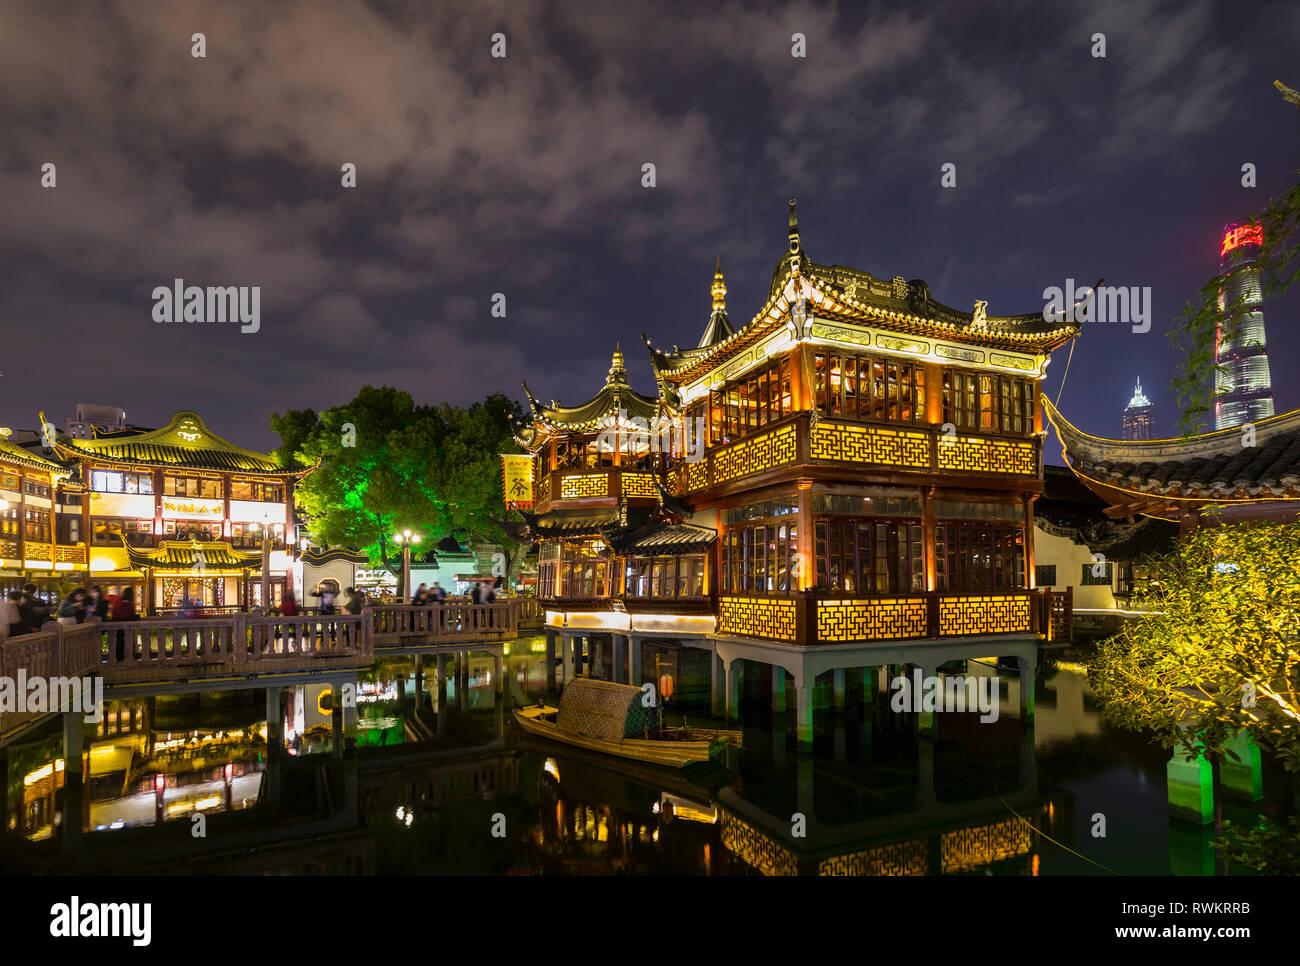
[[4, 583, 137, 637], [410, 579, 498, 606], [309, 584, 372, 614], [6, 576, 508, 638]]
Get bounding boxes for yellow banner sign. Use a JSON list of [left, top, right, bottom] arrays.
[[501, 454, 533, 508], [162, 500, 224, 516]]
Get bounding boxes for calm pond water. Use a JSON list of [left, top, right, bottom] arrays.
[[2, 636, 1293, 875]]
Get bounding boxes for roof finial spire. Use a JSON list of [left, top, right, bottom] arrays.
[[607, 343, 627, 384], [711, 257, 727, 313], [788, 198, 801, 255]]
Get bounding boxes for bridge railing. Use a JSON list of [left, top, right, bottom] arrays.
[[94, 611, 372, 680], [370, 602, 517, 645], [511, 597, 544, 626], [0, 621, 103, 737], [247, 613, 366, 663]]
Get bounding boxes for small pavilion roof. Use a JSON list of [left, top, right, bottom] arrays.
[[522, 345, 660, 437], [0, 431, 67, 475], [124, 539, 264, 571], [616, 522, 716, 555]]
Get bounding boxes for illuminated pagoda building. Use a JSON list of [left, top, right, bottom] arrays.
[[1121, 378, 1154, 440], [521, 199, 1084, 748], [520, 342, 717, 642], [1215, 223, 1275, 430], [35, 410, 313, 614]]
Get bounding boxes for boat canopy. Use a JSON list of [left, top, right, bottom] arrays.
[[557, 679, 660, 741]]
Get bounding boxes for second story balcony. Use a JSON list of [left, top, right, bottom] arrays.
[[670, 413, 1041, 497], [533, 467, 663, 513]]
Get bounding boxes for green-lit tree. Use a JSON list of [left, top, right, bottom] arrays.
[[1169, 81, 1300, 434], [1089, 522, 1300, 772], [271, 387, 530, 593], [272, 387, 442, 593]]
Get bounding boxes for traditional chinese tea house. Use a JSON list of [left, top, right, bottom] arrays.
[[522, 201, 1082, 747], [42, 410, 308, 613]]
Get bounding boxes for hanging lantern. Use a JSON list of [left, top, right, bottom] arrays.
[[658, 673, 674, 701]]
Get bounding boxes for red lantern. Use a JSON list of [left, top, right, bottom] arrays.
[[658, 674, 674, 701]]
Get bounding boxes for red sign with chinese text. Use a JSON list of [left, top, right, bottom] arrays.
[[1221, 224, 1262, 258]]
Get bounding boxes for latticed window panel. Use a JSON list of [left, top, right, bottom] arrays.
[[534, 473, 552, 505], [940, 817, 1034, 873], [721, 813, 799, 876], [711, 425, 797, 485], [24, 542, 52, 562], [938, 595, 1032, 635], [559, 474, 609, 498], [717, 595, 797, 641], [683, 459, 708, 492], [937, 436, 1036, 475], [817, 597, 928, 642], [620, 472, 658, 498], [819, 839, 928, 876], [55, 545, 87, 565], [810, 422, 930, 468]]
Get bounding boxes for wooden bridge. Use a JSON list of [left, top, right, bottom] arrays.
[[0, 601, 527, 742]]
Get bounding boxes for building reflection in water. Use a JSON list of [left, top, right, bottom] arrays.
[[1, 645, 1289, 874]]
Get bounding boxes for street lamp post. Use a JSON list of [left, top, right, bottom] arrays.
[[393, 529, 420, 602]]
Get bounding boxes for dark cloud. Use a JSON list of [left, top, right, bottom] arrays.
[[0, 0, 1297, 450]]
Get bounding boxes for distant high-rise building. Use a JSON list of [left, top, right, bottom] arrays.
[[66, 403, 127, 439], [1122, 378, 1155, 440], [1215, 223, 1274, 430]]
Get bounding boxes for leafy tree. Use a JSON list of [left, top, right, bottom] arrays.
[[272, 387, 530, 594], [426, 392, 531, 581], [1216, 817, 1300, 874], [1089, 522, 1300, 774], [273, 387, 441, 591], [268, 408, 319, 470], [1169, 82, 1300, 434]]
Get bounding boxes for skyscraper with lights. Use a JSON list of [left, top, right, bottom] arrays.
[[1121, 378, 1154, 440], [1215, 222, 1274, 430]]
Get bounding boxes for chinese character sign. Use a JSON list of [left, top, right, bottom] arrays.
[[501, 454, 533, 509]]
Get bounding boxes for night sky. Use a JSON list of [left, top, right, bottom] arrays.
[[2, 0, 1298, 464]]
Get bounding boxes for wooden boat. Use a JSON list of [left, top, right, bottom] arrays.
[[512, 678, 742, 769]]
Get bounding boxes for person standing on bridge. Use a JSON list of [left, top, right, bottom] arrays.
[[313, 583, 337, 615], [110, 586, 138, 661], [482, 581, 496, 628], [4, 590, 25, 638], [86, 585, 108, 622], [344, 588, 365, 615]]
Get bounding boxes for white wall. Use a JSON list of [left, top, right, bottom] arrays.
[[1033, 523, 1119, 610]]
